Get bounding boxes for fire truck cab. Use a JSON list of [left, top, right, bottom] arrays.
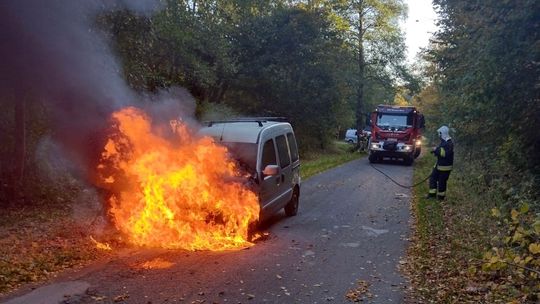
[[368, 105, 425, 165]]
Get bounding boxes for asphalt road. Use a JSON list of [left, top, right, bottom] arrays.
[[4, 157, 414, 304]]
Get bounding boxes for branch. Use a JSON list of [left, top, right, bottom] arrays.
[[501, 260, 540, 275], [474, 256, 540, 276]]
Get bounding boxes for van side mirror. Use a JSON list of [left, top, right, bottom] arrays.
[[262, 165, 279, 176]]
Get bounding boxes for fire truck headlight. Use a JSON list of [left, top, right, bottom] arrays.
[[403, 145, 412, 151], [371, 143, 378, 149], [415, 140, 422, 146]]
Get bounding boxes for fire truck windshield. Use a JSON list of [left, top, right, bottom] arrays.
[[376, 113, 413, 130]]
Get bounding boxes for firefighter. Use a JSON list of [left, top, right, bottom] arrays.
[[427, 126, 454, 200]]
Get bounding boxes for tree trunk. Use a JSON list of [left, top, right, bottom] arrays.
[[10, 95, 26, 204], [355, 5, 366, 148]]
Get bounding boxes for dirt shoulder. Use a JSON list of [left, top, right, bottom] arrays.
[[0, 202, 115, 296], [403, 154, 540, 303]]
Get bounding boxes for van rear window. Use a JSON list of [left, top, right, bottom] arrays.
[[287, 133, 299, 162], [276, 135, 291, 168]]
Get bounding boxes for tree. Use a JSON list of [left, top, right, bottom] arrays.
[[426, 0, 539, 197], [347, 0, 407, 137], [225, 5, 357, 150], [303, 0, 408, 139]]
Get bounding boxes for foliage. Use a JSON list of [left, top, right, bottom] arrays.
[[410, 6, 540, 299], [406, 153, 540, 302], [483, 205, 540, 301], [224, 6, 357, 151], [425, 0, 540, 200], [326, 0, 413, 132], [101, 0, 413, 152]]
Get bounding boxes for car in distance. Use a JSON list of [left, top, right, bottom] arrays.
[[198, 118, 301, 223], [344, 127, 372, 144], [344, 129, 358, 144]]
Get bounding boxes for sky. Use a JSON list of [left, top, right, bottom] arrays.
[[402, 0, 439, 63]]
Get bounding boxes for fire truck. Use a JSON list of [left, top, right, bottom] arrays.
[[368, 105, 425, 165]]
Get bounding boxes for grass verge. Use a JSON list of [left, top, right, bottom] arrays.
[[300, 141, 365, 180], [404, 153, 539, 303]]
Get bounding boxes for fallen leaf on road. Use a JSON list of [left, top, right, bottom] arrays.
[[345, 280, 373, 302], [113, 294, 129, 302]]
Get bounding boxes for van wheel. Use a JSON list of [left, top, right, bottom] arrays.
[[284, 189, 299, 216], [247, 220, 260, 242]]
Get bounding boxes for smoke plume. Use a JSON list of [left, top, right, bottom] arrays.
[[0, 0, 171, 177]]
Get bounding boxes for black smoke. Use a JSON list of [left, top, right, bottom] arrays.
[[0, 0, 163, 179]]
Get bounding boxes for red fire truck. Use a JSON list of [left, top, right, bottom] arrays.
[[368, 105, 425, 165]]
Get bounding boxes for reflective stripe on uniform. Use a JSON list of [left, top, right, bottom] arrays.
[[438, 191, 446, 196], [440, 147, 446, 157], [429, 189, 437, 194], [437, 165, 453, 171]]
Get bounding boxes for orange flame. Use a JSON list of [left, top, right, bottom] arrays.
[[137, 258, 174, 270], [98, 107, 259, 251], [90, 236, 112, 251]]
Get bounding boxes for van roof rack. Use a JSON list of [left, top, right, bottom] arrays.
[[205, 117, 288, 127]]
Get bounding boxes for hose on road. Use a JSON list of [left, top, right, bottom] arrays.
[[369, 163, 431, 189]]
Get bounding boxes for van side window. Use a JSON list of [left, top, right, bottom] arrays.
[[287, 132, 299, 162], [261, 139, 277, 169], [276, 135, 291, 168]]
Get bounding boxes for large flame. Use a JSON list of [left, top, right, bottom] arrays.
[[97, 107, 259, 251]]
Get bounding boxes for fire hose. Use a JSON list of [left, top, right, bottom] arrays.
[[369, 163, 432, 189]]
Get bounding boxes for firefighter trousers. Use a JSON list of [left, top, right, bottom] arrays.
[[428, 168, 451, 199]]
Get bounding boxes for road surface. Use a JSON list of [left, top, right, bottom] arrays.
[[4, 157, 414, 304]]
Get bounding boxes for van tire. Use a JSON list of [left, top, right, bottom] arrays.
[[284, 188, 299, 216], [247, 220, 260, 242]]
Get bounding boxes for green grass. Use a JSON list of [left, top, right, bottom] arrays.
[[300, 141, 364, 180]]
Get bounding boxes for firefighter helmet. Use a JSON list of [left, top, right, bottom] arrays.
[[437, 126, 451, 140]]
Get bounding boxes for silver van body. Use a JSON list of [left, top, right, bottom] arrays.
[[345, 129, 358, 143], [198, 119, 301, 221]]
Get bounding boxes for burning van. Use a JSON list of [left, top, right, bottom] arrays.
[[198, 118, 301, 222], [98, 108, 266, 251]]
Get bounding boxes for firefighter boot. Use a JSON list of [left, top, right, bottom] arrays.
[[425, 189, 437, 199]]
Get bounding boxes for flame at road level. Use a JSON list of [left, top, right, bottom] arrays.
[[98, 107, 259, 251]]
